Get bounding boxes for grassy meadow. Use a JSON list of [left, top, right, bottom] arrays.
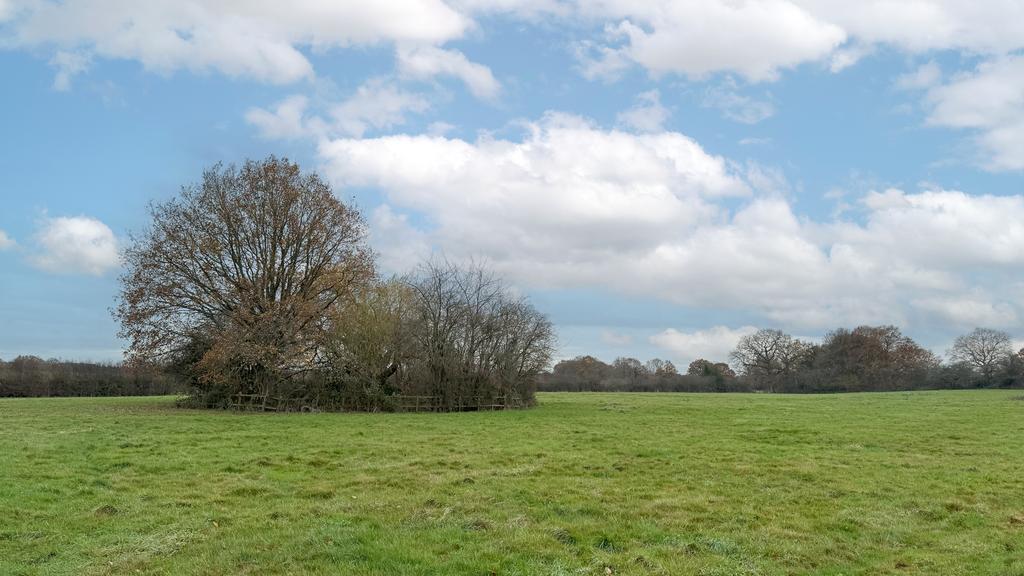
[[2, 391, 1023, 575]]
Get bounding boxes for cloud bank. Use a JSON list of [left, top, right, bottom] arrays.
[[317, 113, 1024, 333]]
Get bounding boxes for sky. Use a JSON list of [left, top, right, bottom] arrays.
[[0, 1, 1023, 366]]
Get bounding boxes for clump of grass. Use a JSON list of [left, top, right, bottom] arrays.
[[94, 505, 118, 517], [552, 528, 576, 546]]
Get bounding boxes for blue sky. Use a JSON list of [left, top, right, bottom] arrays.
[[0, 1, 1022, 365]]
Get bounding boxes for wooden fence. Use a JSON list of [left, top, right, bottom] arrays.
[[226, 393, 523, 413]]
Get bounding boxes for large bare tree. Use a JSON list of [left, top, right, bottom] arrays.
[[114, 156, 373, 397], [729, 328, 810, 389], [948, 327, 1012, 382]]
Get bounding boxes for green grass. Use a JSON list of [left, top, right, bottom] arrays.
[[2, 391, 1024, 575]]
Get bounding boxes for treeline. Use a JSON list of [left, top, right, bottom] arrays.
[[539, 356, 749, 392], [542, 326, 1024, 394], [0, 356, 181, 397]]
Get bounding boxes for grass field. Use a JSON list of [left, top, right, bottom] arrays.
[[2, 391, 1023, 575]]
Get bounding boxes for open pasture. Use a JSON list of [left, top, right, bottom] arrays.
[[2, 391, 1023, 575]]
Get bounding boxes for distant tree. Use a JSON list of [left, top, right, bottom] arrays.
[[729, 329, 810, 389], [114, 156, 374, 401], [0, 356, 180, 397], [949, 328, 1013, 383], [613, 357, 646, 387], [712, 362, 736, 378], [687, 359, 712, 377], [816, 325, 938, 391], [547, 356, 613, 391], [645, 358, 667, 375], [655, 359, 679, 376], [687, 359, 734, 378]]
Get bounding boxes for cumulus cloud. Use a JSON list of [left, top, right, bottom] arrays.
[[924, 56, 1024, 171], [320, 111, 750, 281], [837, 189, 1024, 269], [0, 229, 15, 250], [579, 1, 845, 82], [318, 111, 1024, 332], [330, 79, 431, 137], [802, 0, 1024, 55], [5, 0, 468, 85], [616, 90, 669, 132], [30, 216, 119, 276], [5, 0, 1024, 91], [246, 79, 429, 140], [396, 45, 501, 100], [246, 95, 317, 140], [566, 1, 1024, 81], [650, 326, 758, 364]]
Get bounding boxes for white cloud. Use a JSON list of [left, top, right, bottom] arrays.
[[320, 112, 750, 283], [318, 110, 1024, 332], [6, 0, 469, 85], [575, 34, 634, 82], [827, 43, 873, 72], [246, 94, 317, 140], [396, 45, 501, 100], [616, 89, 669, 132], [30, 216, 119, 276], [427, 121, 457, 136], [0, 229, 15, 250], [600, 329, 633, 346], [801, 0, 1024, 56], [895, 61, 941, 91], [49, 50, 90, 91], [580, 1, 845, 82], [703, 80, 775, 124], [246, 79, 429, 140], [330, 79, 431, 137], [911, 294, 1017, 329], [925, 56, 1024, 171], [839, 189, 1024, 269], [567, 1, 1024, 81], [5, 0, 1024, 92], [368, 204, 431, 274], [650, 326, 758, 364]]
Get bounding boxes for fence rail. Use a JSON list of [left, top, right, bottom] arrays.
[[225, 393, 523, 413]]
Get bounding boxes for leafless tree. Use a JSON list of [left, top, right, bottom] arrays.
[[948, 327, 1013, 382], [730, 329, 810, 389], [405, 259, 555, 409], [646, 358, 678, 377], [114, 156, 374, 401]]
